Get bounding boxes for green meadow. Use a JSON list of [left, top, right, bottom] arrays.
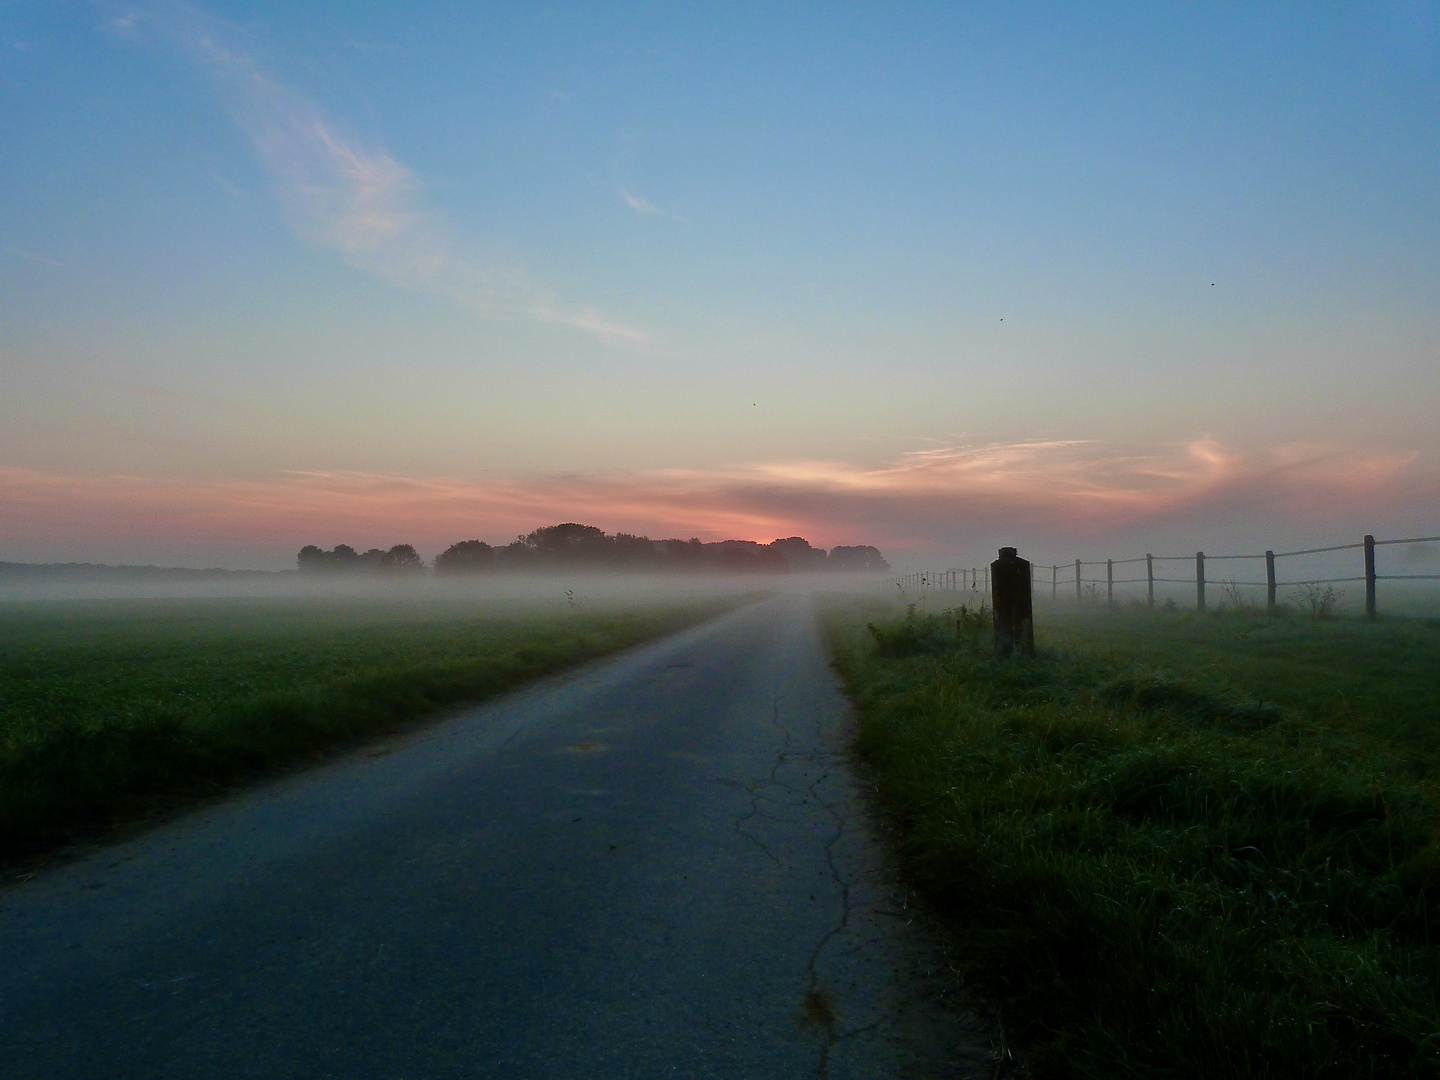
[[828, 597, 1440, 1077], [0, 595, 725, 859]]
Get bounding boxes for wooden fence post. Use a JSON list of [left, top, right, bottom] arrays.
[[1074, 558, 1082, 602], [1052, 563, 1058, 601], [1107, 559, 1114, 605], [1146, 554, 1154, 606], [1196, 551, 1206, 611], [1265, 550, 1276, 611], [1364, 535, 1376, 619]]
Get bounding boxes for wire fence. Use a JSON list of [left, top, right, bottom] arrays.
[[893, 532, 1440, 618]]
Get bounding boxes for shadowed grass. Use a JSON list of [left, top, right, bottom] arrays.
[[1, 596, 729, 858], [828, 599, 1440, 1077]]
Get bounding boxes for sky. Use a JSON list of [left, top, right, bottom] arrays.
[[2, 1, 1438, 569]]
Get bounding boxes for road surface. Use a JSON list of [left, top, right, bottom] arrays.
[[1, 594, 995, 1078]]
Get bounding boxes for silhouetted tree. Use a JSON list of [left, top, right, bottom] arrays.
[[768, 536, 828, 571], [434, 539, 494, 574], [524, 523, 612, 565], [356, 548, 389, 571], [713, 540, 788, 573], [385, 544, 425, 573], [614, 532, 663, 568], [493, 539, 537, 570], [657, 538, 707, 569]]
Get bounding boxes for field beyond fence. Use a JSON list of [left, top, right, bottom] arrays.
[[897, 530, 1440, 618]]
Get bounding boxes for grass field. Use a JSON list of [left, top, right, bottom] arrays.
[[827, 597, 1440, 1078], [0, 594, 729, 859]]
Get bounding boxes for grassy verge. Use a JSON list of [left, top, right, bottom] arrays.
[[1, 595, 730, 858], [827, 597, 1440, 1077]]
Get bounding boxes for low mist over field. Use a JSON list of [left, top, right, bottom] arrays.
[[0, 522, 891, 604]]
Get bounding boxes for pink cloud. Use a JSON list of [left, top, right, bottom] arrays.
[[1, 438, 1434, 564]]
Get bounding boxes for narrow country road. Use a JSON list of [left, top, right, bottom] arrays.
[[1, 594, 994, 1078]]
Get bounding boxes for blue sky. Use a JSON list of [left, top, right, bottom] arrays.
[[2, 2, 1438, 566]]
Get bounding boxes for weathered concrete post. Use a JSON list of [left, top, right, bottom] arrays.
[[992, 547, 1034, 657], [1364, 534, 1377, 619]]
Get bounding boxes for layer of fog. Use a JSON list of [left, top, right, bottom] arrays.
[[0, 570, 892, 607]]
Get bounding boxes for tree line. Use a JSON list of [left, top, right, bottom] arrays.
[[297, 524, 888, 575], [297, 544, 425, 574]]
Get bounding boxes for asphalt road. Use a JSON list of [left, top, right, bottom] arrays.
[[1, 594, 994, 1078]]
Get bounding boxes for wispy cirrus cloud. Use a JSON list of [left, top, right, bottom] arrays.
[[610, 131, 679, 220], [109, 1, 649, 347], [3, 438, 1433, 563], [617, 186, 664, 215]]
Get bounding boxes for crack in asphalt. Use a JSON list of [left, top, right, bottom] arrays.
[[735, 686, 868, 1080], [716, 608, 1007, 1079], [731, 695, 790, 868], [797, 701, 858, 1080]]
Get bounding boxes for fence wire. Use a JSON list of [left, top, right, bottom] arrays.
[[894, 532, 1439, 617]]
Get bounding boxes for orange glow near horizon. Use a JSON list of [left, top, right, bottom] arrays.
[[2, 437, 1433, 567]]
